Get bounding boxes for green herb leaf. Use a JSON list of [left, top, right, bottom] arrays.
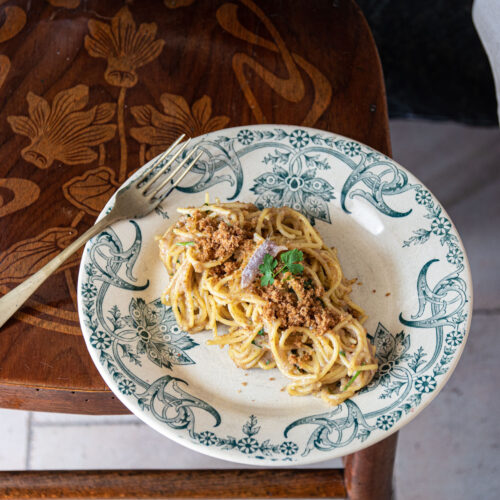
[[339, 351, 346, 357], [280, 249, 304, 277], [343, 370, 361, 391], [176, 241, 195, 246], [259, 254, 278, 286], [261, 253, 278, 270], [260, 271, 274, 286], [288, 262, 304, 274], [259, 250, 304, 286], [281, 248, 303, 267], [257, 329, 264, 336]]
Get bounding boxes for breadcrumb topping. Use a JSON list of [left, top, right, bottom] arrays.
[[251, 275, 339, 335], [176, 208, 340, 335]]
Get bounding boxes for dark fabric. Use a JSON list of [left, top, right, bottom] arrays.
[[357, 0, 498, 126]]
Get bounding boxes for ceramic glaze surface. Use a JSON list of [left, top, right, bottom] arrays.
[[78, 125, 472, 465]]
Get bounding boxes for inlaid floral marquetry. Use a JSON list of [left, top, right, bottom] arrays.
[[0, 0, 391, 413], [62, 167, 119, 217], [84, 7, 165, 89], [131, 93, 230, 162], [8, 85, 116, 169]]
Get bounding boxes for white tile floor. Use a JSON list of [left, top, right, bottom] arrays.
[[0, 120, 499, 499], [0, 409, 29, 470]]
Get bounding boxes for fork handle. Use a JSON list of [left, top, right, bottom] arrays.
[[0, 214, 116, 330]]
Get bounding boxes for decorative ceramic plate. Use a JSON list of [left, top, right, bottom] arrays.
[[77, 125, 472, 466]]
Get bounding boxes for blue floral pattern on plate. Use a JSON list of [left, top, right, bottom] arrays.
[[78, 125, 472, 466]]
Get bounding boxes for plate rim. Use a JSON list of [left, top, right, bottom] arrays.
[[77, 123, 473, 466]]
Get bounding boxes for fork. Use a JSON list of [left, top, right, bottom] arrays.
[[0, 134, 201, 330]]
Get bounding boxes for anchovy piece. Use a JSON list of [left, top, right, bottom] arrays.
[[240, 239, 287, 288]]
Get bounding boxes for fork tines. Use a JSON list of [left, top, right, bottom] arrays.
[[136, 135, 201, 201]]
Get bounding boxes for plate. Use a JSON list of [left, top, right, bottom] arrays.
[[77, 125, 472, 466]]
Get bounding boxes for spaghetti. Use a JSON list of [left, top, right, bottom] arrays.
[[158, 197, 377, 406]]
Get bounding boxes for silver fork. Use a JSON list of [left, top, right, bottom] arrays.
[[0, 134, 201, 329]]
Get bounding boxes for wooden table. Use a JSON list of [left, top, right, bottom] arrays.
[[0, 1, 395, 498]]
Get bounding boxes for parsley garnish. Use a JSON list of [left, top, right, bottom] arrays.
[[176, 241, 195, 247], [339, 351, 346, 357], [281, 249, 304, 274], [259, 249, 304, 286], [257, 329, 264, 336], [343, 369, 361, 391], [259, 253, 278, 286]]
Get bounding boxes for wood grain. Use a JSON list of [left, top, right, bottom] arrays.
[[344, 431, 399, 500], [0, 0, 390, 414], [0, 470, 346, 499], [0, 1, 399, 498], [0, 382, 128, 414]]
